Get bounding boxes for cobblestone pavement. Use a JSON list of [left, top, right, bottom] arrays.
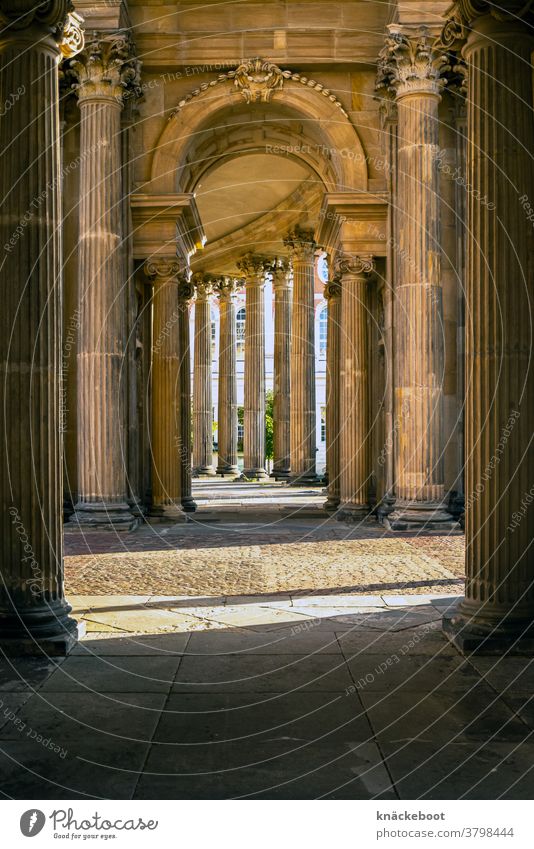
[[65, 481, 464, 598]]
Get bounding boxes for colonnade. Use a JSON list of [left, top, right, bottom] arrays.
[[0, 2, 532, 655]]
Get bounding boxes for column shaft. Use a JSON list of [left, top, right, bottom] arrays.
[[178, 279, 196, 510], [0, 9, 83, 652], [216, 280, 238, 475], [146, 262, 186, 520], [238, 257, 268, 479], [443, 13, 534, 649], [285, 230, 318, 484], [324, 279, 342, 510], [192, 281, 215, 475], [380, 27, 455, 530], [272, 261, 292, 479], [70, 36, 138, 530], [338, 259, 372, 519]]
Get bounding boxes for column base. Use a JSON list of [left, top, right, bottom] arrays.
[[376, 492, 396, 525], [69, 502, 138, 531], [216, 465, 239, 476], [443, 606, 534, 655], [324, 495, 340, 512], [148, 504, 188, 523], [0, 602, 86, 657], [192, 466, 216, 477], [289, 472, 322, 487], [336, 503, 372, 523], [181, 496, 197, 512], [240, 468, 268, 481], [384, 501, 459, 532], [270, 468, 291, 481], [128, 496, 146, 519]]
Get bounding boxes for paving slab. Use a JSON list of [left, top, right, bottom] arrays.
[[173, 654, 354, 694], [40, 656, 183, 694], [1, 691, 167, 741]]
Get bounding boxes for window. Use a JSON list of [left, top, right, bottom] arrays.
[[210, 306, 217, 360], [236, 306, 246, 358], [318, 305, 327, 359], [317, 253, 328, 284], [320, 406, 326, 443]]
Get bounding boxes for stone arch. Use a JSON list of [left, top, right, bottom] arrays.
[[148, 67, 369, 194]]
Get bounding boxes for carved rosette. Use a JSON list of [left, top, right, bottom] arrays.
[[377, 25, 448, 98], [69, 32, 141, 104], [284, 228, 316, 263]]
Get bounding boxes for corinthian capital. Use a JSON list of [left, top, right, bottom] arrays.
[[283, 228, 316, 263], [376, 25, 448, 98], [192, 273, 214, 300], [271, 257, 291, 290], [215, 277, 239, 301], [68, 31, 141, 104], [237, 254, 269, 283]]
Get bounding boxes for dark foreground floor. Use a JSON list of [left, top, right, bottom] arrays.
[[1, 602, 534, 800]]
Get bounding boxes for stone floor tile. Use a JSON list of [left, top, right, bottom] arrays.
[[81, 607, 202, 633], [134, 736, 395, 800], [361, 681, 532, 744], [1, 691, 167, 741], [185, 628, 343, 656], [345, 654, 481, 693], [338, 623, 457, 657], [0, 738, 149, 799], [467, 657, 534, 692], [0, 658, 63, 692], [72, 633, 190, 656], [172, 654, 354, 693], [381, 738, 534, 799], [153, 692, 370, 745], [0, 693, 33, 730], [40, 656, 182, 693]]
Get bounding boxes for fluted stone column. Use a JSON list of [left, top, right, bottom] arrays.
[[284, 229, 319, 484], [192, 277, 215, 476], [271, 259, 292, 480], [0, 5, 84, 653], [215, 278, 239, 476], [145, 260, 186, 521], [378, 25, 454, 531], [324, 276, 342, 511], [337, 257, 373, 520], [440, 5, 534, 651], [237, 256, 268, 479], [178, 277, 196, 510], [69, 34, 139, 530]]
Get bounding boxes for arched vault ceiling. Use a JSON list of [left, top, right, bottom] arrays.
[[194, 152, 311, 244], [192, 177, 323, 276]]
